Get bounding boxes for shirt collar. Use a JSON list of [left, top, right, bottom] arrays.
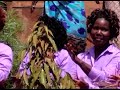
[[87, 44, 116, 59]]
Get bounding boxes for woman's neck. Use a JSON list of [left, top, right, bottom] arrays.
[[94, 43, 110, 59]]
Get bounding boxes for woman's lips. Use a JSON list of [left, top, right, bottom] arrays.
[[94, 38, 103, 41]]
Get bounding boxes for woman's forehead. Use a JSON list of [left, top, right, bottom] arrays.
[[95, 18, 109, 24]]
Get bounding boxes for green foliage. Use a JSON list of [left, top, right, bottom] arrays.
[[13, 21, 76, 89], [0, 9, 25, 72], [0, 1, 6, 6], [0, 9, 25, 88], [0, 1, 7, 10]]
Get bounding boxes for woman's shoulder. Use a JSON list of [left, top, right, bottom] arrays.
[[110, 44, 120, 52], [55, 49, 69, 56], [0, 41, 12, 51]]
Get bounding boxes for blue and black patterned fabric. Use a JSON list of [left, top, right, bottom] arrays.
[[44, 1, 87, 39]]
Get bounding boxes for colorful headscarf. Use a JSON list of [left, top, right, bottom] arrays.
[[44, 1, 87, 39]]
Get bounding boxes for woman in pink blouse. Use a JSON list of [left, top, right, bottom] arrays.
[[0, 6, 13, 88], [65, 8, 120, 88]]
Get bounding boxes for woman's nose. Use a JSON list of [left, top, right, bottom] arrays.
[[97, 29, 102, 34]]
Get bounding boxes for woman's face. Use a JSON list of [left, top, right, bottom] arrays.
[[90, 18, 110, 47]]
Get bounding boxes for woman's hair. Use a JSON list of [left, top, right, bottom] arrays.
[[87, 8, 119, 40], [0, 6, 6, 31], [38, 14, 67, 51]]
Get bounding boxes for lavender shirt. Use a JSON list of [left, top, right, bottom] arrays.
[[19, 49, 98, 89], [19, 49, 77, 78], [77, 44, 120, 83], [0, 43, 13, 81], [19, 44, 120, 88]]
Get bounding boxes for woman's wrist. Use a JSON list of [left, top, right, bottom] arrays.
[[74, 56, 83, 64]]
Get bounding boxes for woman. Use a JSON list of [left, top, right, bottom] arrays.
[[0, 6, 13, 88], [16, 14, 91, 89], [65, 8, 120, 88]]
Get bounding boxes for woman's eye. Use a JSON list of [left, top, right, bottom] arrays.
[[93, 27, 99, 30], [93, 27, 108, 31], [100, 28, 109, 31]]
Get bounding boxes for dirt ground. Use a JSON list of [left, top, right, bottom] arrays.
[[6, 1, 103, 49]]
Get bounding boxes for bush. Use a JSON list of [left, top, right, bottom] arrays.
[[0, 9, 25, 88]]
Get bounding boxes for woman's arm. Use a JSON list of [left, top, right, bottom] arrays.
[[54, 49, 78, 79], [0, 43, 13, 82], [64, 42, 120, 82], [64, 42, 92, 75]]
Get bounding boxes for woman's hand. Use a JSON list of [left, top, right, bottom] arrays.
[[108, 75, 120, 82], [73, 79, 89, 89], [64, 42, 76, 59], [64, 41, 83, 64]]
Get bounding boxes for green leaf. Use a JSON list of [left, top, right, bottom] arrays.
[[23, 69, 29, 86], [44, 26, 58, 52], [40, 69, 46, 87], [32, 34, 38, 47], [44, 62, 52, 87]]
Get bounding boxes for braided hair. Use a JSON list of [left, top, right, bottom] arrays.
[[38, 14, 67, 51], [87, 8, 119, 40]]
